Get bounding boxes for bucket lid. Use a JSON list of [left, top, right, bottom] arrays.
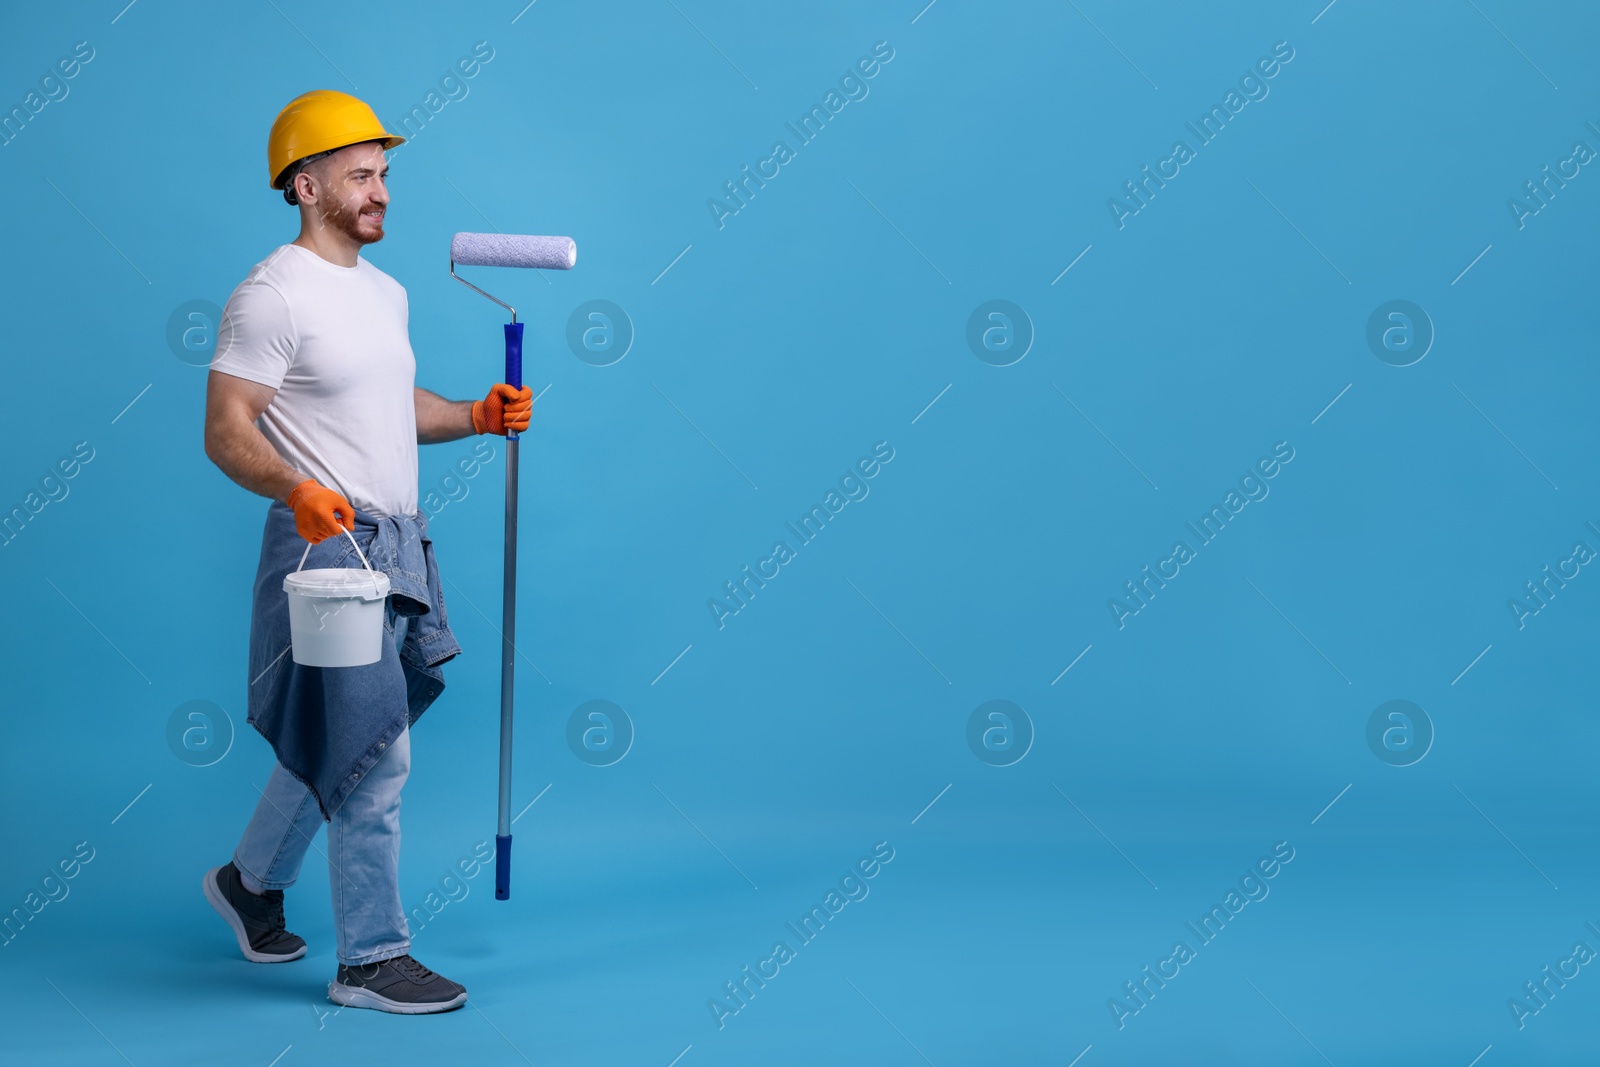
[[284, 567, 390, 601]]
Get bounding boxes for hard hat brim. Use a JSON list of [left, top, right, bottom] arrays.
[[270, 134, 406, 190]]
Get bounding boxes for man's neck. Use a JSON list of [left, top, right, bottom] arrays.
[[292, 229, 362, 268]]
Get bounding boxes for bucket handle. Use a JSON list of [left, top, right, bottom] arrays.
[[295, 526, 383, 597]]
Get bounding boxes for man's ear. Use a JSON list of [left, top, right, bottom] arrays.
[[293, 169, 317, 207]]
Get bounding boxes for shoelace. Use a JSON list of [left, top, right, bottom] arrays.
[[257, 889, 288, 933], [388, 955, 438, 983]]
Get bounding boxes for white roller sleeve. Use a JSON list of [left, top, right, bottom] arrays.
[[450, 232, 577, 269]]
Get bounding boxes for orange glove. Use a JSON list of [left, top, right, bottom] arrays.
[[286, 479, 355, 544], [472, 383, 533, 436]]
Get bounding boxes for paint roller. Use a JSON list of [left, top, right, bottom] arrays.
[[450, 231, 577, 901]]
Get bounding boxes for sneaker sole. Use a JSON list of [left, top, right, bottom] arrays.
[[327, 981, 467, 1014], [202, 866, 307, 964]]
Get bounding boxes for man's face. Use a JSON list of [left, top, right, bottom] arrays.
[[300, 141, 390, 244]]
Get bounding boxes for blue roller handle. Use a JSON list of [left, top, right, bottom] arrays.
[[496, 319, 526, 902], [504, 322, 524, 426], [496, 834, 512, 899]]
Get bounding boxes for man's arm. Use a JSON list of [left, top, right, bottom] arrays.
[[415, 386, 477, 445], [204, 370, 310, 503]]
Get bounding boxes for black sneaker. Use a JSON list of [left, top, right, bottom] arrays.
[[202, 862, 308, 963], [328, 954, 468, 1014]]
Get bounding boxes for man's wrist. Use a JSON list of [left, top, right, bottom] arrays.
[[283, 474, 316, 506]]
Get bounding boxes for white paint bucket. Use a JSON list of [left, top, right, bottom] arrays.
[[282, 528, 391, 668]]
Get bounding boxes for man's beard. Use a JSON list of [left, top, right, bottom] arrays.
[[321, 197, 384, 245]]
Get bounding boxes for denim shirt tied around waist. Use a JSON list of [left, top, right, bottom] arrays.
[[245, 501, 460, 821]]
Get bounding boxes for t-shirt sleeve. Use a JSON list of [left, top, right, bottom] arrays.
[[211, 280, 296, 390]]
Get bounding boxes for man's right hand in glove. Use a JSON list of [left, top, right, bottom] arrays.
[[287, 478, 355, 544], [472, 382, 533, 436]]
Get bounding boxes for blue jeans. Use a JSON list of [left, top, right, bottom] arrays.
[[233, 611, 413, 966]]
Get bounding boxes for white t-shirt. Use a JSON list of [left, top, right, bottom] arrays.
[[213, 243, 418, 518]]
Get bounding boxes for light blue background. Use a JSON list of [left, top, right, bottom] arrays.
[[2, 1, 1598, 1063]]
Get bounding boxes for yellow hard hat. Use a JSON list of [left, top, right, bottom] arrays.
[[267, 90, 405, 189]]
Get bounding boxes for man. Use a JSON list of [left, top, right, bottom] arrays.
[[200, 89, 530, 1015]]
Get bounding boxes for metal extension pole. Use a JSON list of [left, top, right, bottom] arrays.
[[452, 250, 553, 903]]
